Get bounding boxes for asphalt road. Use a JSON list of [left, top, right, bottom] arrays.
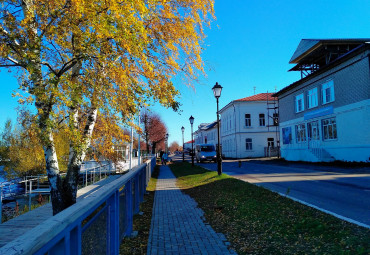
[[171, 153, 370, 227]]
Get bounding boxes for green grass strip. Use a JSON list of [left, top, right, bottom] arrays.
[[169, 162, 370, 255]]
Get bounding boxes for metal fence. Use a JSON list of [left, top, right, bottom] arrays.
[[0, 156, 156, 255]]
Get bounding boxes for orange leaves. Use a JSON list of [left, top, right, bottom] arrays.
[[90, 112, 129, 162]]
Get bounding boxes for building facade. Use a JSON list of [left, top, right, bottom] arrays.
[[275, 39, 370, 162], [194, 122, 218, 147], [219, 93, 279, 158]]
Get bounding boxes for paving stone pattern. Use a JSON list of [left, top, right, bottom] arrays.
[[147, 166, 236, 255]]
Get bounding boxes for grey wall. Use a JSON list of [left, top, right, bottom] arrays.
[[279, 51, 370, 123]]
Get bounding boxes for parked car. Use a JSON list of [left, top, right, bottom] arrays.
[[195, 144, 217, 163]]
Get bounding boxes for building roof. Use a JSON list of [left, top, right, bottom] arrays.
[[274, 39, 370, 97], [235, 93, 276, 102], [194, 121, 218, 135], [201, 121, 217, 130], [219, 93, 276, 114], [289, 38, 370, 64]]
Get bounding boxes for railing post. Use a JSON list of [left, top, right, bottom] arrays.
[[93, 168, 95, 184], [25, 177, 27, 195], [125, 180, 133, 236], [139, 172, 143, 203], [108, 192, 119, 254], [0, 183, 3, 224], [85, 169, 88, 187], [134, 174, 139, 214]]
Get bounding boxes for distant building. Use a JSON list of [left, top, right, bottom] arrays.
[[194, 121, 218, 148], [274, 39, 370, 162], [183, 140, 194, 152], [219, 93, 279, 158]]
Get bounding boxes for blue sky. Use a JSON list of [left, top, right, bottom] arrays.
[[152, 0, 370, 145], [0, 0, 369, 147]]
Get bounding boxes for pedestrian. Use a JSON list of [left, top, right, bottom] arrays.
[[160, 150, 164, 164], [162, 152, 168, 165]]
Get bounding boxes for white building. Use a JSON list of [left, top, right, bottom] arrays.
[[274, 39, 370, 162], [219, 93, 279, 158], [194, 121, 218, 147]]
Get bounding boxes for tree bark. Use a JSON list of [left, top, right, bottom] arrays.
[[63, 107, 97, 208], [21, 0, 66, 215]]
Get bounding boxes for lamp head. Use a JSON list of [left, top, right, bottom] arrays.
[[189, 115, 194, 125], [212, 82, 223, 98]]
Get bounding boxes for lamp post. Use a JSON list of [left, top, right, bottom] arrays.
[[212, 82, 223, 175], [181, 126, 185, 162], [189, 115, 194, 167], [165, 133, 169, 154]]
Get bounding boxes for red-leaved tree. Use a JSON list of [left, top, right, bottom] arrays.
[[142, 111, 167, 154]]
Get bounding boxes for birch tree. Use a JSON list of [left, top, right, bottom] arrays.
[[0, 0, 214, 214]]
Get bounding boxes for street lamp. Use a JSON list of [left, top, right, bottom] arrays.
[[165, 133, 169, 154], [189, 115, 194, 167], [212, 82, 223, 175], [181, 126, 185, 162]]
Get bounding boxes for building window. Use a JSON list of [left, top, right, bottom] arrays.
[[282, 127, 292, 144], [307, 121, 320, 140], [267, 138, 274, 148], [295, 124, 306, 143], [273, 113, 279, 126], [246, 138, 252, 150], [322, 80, 335, 104], [245, 114, 251, 127], [322, 117, 337, 140], [307, 87, 318, 109], [259, 114, 265, 126], [295, 93, 304, 113]]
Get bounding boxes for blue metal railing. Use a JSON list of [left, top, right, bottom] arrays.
[[0, 156, 156, 255]]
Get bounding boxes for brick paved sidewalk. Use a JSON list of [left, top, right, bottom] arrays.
[[147, 165, 236, 255]]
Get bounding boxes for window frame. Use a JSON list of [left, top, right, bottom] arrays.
[[295, 93, 304, 113], [322, 117, 337, 140], [259, 113, 265, 126], [307, 87, 318, 109], [245, 138, 253, 150], [322, 80, 335, 105], [245, 114, 251, 127], [295, 123, 307, 143]]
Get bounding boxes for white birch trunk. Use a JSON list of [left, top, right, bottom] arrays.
[[63, 107, 98, 206], [21, 0, 64, 214]]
